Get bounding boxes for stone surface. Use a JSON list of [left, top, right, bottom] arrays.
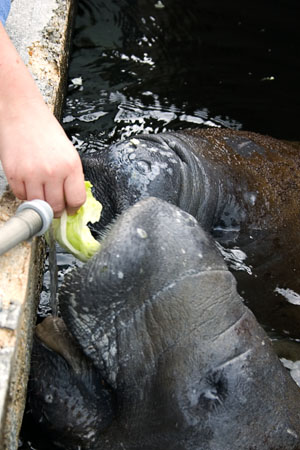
[[0, 1, 75, 448]]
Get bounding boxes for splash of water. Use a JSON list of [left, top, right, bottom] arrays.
[[215, 241, 253, 275], [47, 225, 58, 316]]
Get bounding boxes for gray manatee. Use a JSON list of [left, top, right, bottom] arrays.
[[27, 129, 300, 449], [81, 128, 300, 337], [29, 197, 300, 450]]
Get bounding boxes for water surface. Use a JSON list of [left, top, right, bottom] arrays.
[[64, 0, 300, 157]]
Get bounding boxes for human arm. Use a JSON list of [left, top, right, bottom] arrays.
[[0, 22, 86, 217]]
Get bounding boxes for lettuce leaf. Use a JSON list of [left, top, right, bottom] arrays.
[[50, 181, 102, 262]]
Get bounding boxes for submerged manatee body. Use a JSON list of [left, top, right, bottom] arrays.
[[28, 129, 300, 449]]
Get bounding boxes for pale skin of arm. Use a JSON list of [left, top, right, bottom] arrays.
[[0, 22, 86, 217]]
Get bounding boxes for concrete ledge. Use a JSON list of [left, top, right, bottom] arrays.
[[0, 1, 75, 448]]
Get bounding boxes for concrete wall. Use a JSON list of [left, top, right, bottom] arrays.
[[0, 1, 75, 448]]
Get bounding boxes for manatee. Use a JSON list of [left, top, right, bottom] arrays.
[[28, 197, 300, 450], [81, 128, 300, 338], [26, 129, 300, 449]]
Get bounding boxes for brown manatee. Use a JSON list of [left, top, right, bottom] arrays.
[[28, 197, 300, 450], [81, 128, 300, 338], [26, 129, 300, 449]]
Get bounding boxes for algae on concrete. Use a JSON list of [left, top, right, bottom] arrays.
[[0, 1, 76, 448]]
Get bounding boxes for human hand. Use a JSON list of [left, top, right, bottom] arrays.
[[0, 21, 86, 218], [0, 97, 86, 217]]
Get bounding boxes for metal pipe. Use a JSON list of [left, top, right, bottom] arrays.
[[0, 199, 53, 256]]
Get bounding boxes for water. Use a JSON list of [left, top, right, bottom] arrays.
[[46, 226, 58, 316], [38, 248, 83, 318], [64, 0, 300, 159], [19, 0, 300, 447]]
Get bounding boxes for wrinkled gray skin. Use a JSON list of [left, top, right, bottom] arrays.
[[28, 130, 300, 449]]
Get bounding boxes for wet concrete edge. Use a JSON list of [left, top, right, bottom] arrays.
[[0, 1, 76, 448]]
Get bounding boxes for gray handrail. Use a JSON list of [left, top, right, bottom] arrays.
[[0, 199, 53, 256]]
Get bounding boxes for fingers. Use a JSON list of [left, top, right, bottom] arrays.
[[64, 169, 86, 216], [24, 181, 46, 203], [6, 151, 86, 218], [43, 179, 65, 218], [23, 169, 86, 218], [21, 179, 65, 217], [23, 176, 86, 218], [9, 179, 27, 201]]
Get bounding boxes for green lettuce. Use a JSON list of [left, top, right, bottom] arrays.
[[50, 181, 102, 262]]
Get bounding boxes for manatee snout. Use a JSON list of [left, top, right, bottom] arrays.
[[27, 197, 300, 450]]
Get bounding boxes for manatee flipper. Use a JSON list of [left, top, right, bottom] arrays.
[[27, 316, 115, 449], [41, 197, 300, 450]]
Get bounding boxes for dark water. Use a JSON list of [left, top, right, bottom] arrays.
[[19, 0, 300, 448], [63, 0, 300, 155]]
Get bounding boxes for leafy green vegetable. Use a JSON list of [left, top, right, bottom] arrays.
[[50, 181, 102, 262]]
